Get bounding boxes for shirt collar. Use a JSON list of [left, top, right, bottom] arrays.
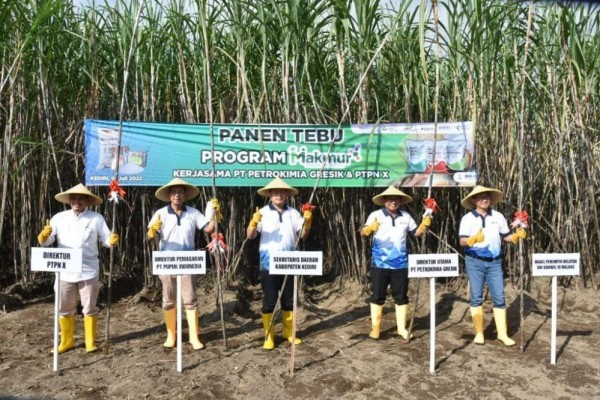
[[381, 207, 402, 218], [70, 209, 88, 218], [167, 204, 187, 214], [268, 202, 290, 212], [470, 208, 493, 217]]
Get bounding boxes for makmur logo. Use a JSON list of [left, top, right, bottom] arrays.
[[288, 144, 362, 169]]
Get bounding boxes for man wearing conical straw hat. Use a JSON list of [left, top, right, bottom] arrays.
[[37, 184, 120, 353], [459, 185, 526, 346], [246, 177, 314, 350], [361, 186, 430, 340], [147, 178, 222, 350]]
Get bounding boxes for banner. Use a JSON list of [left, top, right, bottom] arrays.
[[84, 120, 476, 187]]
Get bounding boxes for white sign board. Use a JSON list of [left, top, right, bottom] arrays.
[[531, 253, 580, 277], [408, 254, 459, 278], [31, 247, 82, 273], [152, 251, 207, 275], [269, 251, 323, 276]]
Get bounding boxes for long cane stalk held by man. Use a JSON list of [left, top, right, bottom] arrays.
[[406, 0, 442, 343], [198, 0, 229, 349], [262, 14, 404, 376], [102, 1, 146, 354]]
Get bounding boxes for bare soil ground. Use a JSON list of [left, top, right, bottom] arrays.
[[1, 277, 599, 400]]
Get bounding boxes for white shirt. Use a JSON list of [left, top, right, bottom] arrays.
[[256, 203, 304, 271], [149, 204, 209, 251], [459, 209, 510, 259], [364, 208, 417, 269], [41, 209, 112, 282]]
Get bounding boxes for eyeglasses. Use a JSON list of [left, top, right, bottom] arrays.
[[69, 195, 88, 202], [169, 188, 186, 196]]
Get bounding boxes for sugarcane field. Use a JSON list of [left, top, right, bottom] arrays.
[[1, 0, 600, 399]]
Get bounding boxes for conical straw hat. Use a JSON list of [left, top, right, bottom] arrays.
[[55, 184, 103, 206], [155, 178, 200, 202], [372, 187, 413, 206], [461, 185, 503, 208], [257, 177, 298, 197]]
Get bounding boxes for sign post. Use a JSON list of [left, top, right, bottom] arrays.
[[531, 253, 580, 365], [270, 251, 323, 376], [152, 250, 207, 372], [31, 247, 83, 372], [53, 278, 60, 371], [408, 253, 459, 374]]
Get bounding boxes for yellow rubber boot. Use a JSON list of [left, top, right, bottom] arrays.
[[470, 306, 485, 345], [395, 304, 413, 340], [369, 303, 383, 340], [84, 315, 98, 353], [163, 308, 177, 348], [262, 313, 275, 350], [493, 308, 516, 346], [282, 310, 302, 345], [185, 308, 206, 350], [52, 315, 76, 353]]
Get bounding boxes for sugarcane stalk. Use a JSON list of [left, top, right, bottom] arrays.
[[407, 0, 441, 342], [103, 0, 146, 354], [518, 2, 535, 353], [200, 0, 227, 348]]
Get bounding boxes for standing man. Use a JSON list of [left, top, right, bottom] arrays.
[[246, 177, 313, 350], [361, 186, 430, 340], [37, 184, 119, 353], [147, 178, 221, 350], [459, 185, 526, 346]]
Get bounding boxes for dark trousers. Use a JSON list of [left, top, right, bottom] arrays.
[[370, 267, 409, 306], [260, 269, 294, 313]]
